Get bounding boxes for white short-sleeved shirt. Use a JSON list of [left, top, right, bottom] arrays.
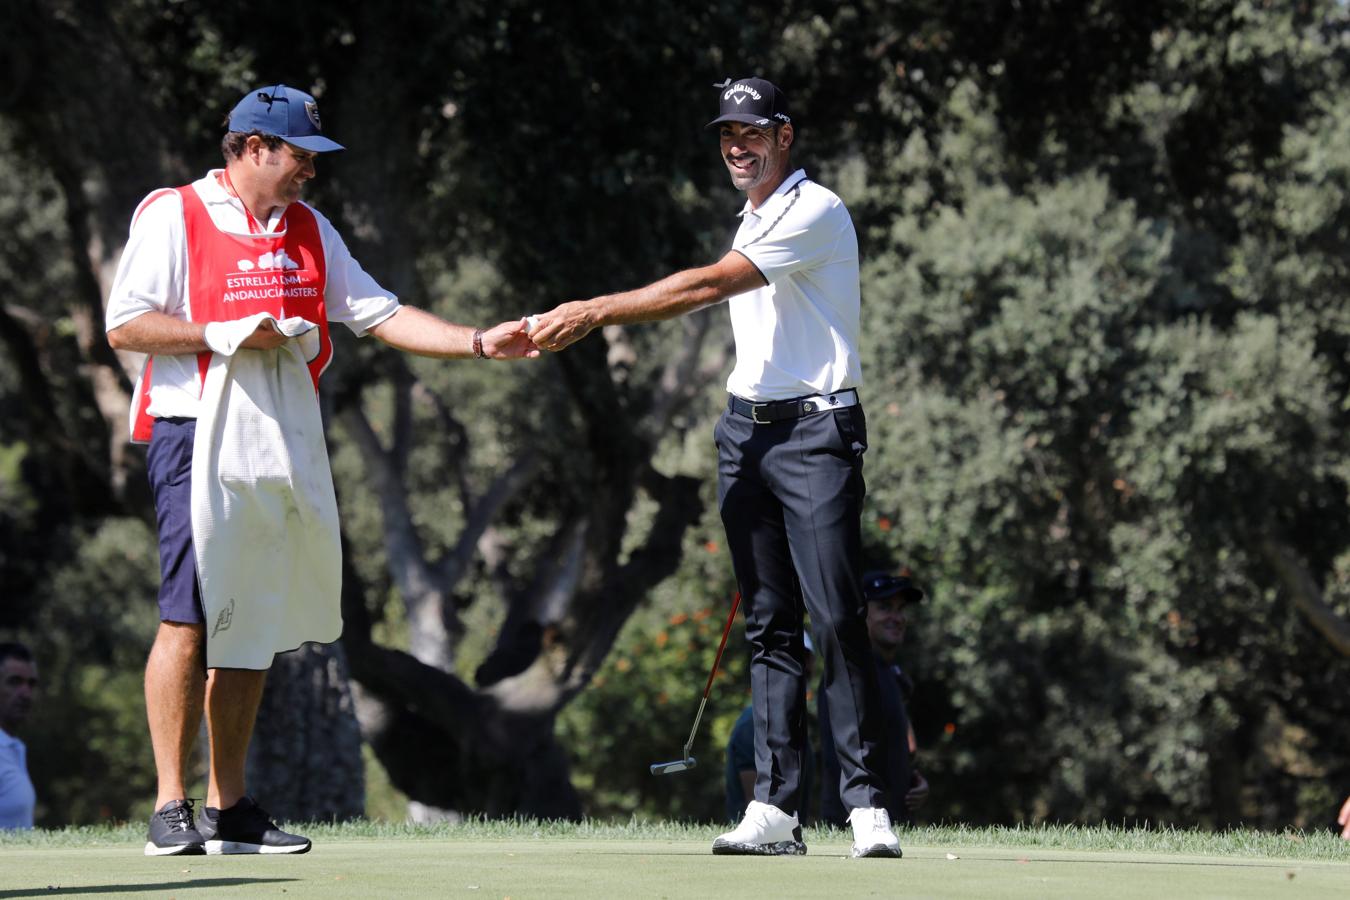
[[104, 170, 402, 420], [0, 729, 34, 830], [726, 169, 862, 402]]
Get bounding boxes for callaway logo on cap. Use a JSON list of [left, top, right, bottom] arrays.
[[227, 84, 345, 153], [706, 76, 792, 129]]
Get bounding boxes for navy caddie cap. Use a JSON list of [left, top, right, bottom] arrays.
[[862, 571, 925, 605], [227, 84, 345, 153], [707, 77, 792, 129]]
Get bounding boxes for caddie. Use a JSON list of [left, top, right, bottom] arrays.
[[105, 83, 536, 856]]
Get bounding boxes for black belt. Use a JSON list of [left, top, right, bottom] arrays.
[[728, 389, 859, 424]]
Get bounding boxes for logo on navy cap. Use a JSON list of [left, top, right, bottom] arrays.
[[724, 83, 763, 103]]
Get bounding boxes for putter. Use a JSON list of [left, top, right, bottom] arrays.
[[650, 591, 742, 776]]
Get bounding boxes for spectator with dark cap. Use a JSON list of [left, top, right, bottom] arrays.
[[820, 570, 930, 827], [0, 642, 38, 830]]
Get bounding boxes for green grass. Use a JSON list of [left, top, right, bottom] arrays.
[[2, 820, 1347, 899], [5, 818, 1349, 859]]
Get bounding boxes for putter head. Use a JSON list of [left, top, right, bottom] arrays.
[[650, 756, 697, 776]]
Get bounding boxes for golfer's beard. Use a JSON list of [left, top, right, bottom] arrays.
[[726, 157, 765, 192]]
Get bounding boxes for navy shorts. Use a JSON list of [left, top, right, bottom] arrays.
[[147, 417, 206, 624]]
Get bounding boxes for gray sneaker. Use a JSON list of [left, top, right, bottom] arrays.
[[198, 796, 311, 855], [144, 799, 206, 856]]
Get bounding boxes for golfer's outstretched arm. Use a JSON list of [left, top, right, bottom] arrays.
[[1339, 794, 1350, 839], [529, 251, 766, 351], [369, 306, 539, 359]]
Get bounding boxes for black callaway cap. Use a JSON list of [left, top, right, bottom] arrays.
[[707, 77, 792, 129], [862, 571, 925, 605]]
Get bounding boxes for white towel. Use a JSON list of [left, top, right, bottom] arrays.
[[191, 312, 342, 669]]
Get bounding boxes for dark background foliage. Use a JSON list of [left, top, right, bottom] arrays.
[[1, 0, 1348, 832]]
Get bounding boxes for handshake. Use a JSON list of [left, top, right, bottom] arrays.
[[478, 300, 599, 359]]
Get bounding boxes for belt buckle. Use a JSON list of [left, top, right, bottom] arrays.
[[751, 403, 772, 424]]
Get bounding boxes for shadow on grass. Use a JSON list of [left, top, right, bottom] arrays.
[[0, 877, 298, 897], [581, 848, 1340, 869], [929, 853, 1344, 869]]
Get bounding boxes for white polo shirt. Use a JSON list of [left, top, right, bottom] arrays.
[[726, 169, 862, 402], [104, 170, 402, 420], [0, 728, 34, 829]]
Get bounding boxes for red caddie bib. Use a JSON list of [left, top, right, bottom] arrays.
[[130, 183, 331, 443]]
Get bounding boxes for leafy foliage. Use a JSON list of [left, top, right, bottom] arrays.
[[2, 0, 1350, 832], [557, 563, 746, 821]]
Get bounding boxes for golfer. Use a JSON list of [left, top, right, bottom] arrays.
[[530, 77, 899, 858], [106, 83, 536, 856]]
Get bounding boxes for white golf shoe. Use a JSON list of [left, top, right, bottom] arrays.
[[848, 806, 902, 858], [712, 800, 807, 855]]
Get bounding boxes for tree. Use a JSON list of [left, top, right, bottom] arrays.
[[0, 0, 765, 820], [5, 0, 1350, 832], [852, 1, 1350, 828]]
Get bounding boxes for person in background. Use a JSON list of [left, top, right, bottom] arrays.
[[1338, 795, 1350, 839], [820, 571, 929, 827], [0, 642, 38, 830]]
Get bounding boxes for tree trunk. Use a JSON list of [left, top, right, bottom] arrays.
[[1261, 538, 1350, 658], [333, 320, 714, 819], [246, 641, 366, 822]]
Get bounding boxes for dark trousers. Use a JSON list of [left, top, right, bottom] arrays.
[[715, 400, 888, 817]]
